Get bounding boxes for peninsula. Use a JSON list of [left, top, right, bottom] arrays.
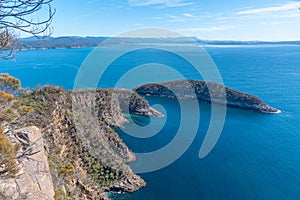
[[135, 80, 280, 114]]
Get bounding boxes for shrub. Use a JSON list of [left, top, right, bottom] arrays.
[[54, 189, 65, 200], [0, 107, 18, 122], [0, 126, 20, 179], [60, 163, 75, 175], [0, 91, 14, 100], [54, 188, 75, 200], [18, 105, 34, 113], [0, 74, 21, 89]]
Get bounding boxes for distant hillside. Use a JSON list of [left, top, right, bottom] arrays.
[[18, 36, 107, 49], [198, 40, 300, 46], [17, 36, 300, 50]]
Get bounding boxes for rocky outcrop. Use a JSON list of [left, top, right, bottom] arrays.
[[108, 172, 146, 193], [135, 80, 280, 113], [72, 88, 163, 163], [72, 88, 163, 127], [0, 126, 55, 200]]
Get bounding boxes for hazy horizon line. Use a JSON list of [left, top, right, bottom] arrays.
[[19, 35, 300, 42]]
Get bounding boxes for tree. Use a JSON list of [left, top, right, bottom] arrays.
[[0, 0, 55, 59]]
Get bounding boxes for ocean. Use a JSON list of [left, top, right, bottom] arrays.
[[1, 45, 299, 199]]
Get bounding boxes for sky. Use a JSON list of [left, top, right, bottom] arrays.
[[48, 0, 300, 41]]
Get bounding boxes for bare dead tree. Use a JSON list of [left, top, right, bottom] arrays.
[[0, 0, 55, 59]]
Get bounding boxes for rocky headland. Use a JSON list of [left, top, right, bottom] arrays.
[[0, 74, 163, 199], [135, 80, 280, 113]]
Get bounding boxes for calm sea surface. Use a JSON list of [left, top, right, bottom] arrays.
[[1, 45, 299, 199]]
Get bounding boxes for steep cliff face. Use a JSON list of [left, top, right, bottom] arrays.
[[135, 80, 280, 113], [0, 84, 161, 199], [0, 125, 55, 200]]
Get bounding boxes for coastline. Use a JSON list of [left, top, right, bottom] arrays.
[[0, 75, 163, 199], [0, 74, 280, 199]]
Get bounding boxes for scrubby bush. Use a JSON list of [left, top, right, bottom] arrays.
[[0, 91, 14, 100], [0, 74, 21, 96], [0, 74, 21, 89], [0, 126, 20, 179], [60, 163, 75, 175]]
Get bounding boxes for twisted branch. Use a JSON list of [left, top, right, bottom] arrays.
[[0, 0, 55, 59]]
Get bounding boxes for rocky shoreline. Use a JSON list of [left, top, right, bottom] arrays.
[[0, 74, 163, 199], [135, 80, 280, 114]]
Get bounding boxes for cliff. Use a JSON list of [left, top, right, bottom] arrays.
[[0, 83, 162, 199], [0, 125, 55, 199], [134, 80, 280, 113]]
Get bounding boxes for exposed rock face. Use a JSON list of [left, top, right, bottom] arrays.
[[72, 88, 162, 163], [109, 173, 146, 193], [135, 80, 280, 113], [42, 87, 150, 198], [0, 126, 55, 200]]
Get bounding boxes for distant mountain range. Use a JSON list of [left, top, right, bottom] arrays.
[[17, 36, 300, 50]]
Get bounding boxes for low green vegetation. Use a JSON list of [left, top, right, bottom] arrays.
[[54, 188, 76, 200], [60, 163, 75, 175]]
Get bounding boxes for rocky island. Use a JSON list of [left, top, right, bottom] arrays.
[[135, 80, 280, 114]]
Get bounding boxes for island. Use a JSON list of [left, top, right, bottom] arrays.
[[134, 80, 280, 114]]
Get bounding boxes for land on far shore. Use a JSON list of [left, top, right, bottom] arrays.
[[17, 36, 300, 50]]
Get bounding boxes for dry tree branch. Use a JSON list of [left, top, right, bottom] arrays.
[[0, 0, 55, 59]]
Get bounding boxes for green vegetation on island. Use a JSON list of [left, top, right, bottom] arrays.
[[135, 80, 280, 113]]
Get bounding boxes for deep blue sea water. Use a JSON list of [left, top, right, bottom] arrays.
[[1, 45, 299, 199]]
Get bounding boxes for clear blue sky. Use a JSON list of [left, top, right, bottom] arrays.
[[49, 0, 300, 41]]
